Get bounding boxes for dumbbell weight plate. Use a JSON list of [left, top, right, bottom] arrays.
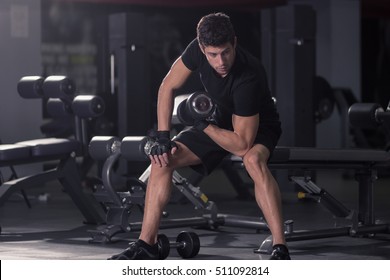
[[188, 92, 214, 119], [157, 234, 170, 260], [176, 231, 200, 259], [177, 98, 195, 126]]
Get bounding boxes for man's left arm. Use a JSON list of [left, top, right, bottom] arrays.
[[202, 113, 259, 157]]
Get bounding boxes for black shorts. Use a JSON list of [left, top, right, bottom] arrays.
[[173, 123, 282, 176]]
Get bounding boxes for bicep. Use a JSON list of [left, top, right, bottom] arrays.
[[232, 114, 259, 146]]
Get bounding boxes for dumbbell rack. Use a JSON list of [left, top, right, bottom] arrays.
[[88, 142, 269, 243]]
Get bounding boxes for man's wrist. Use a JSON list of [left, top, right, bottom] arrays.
[[157, 130, 170, 139], [194, 120, 209, 131]]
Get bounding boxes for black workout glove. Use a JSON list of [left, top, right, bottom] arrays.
[[149, 131, 177, 156]]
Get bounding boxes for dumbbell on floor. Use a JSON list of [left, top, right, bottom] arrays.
[[177, 91, 215, 126], [157, 231, 200, 259]]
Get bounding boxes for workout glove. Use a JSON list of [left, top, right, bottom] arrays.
[[149, 131, 177, 156]]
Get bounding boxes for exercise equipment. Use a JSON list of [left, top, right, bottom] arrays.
[[0, 76, 106, 229], [248, 146, 390, 254], [348, 101, 390, 150], [177, 91, 215, 126], [173, 94, 390, 254], [17, 76, 44, 98], [87, 135, 268, 243], [88, 92, 390, 256], [349, 103, 384, 129], [120, 136, 154, 161], [158, 231, 200, 259], [88, 136, 147, 242], [42, 75, 76, 100]]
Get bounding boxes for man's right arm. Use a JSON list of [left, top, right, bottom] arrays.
[[156, 57, 192, 132], [150, 57, 192, 166]]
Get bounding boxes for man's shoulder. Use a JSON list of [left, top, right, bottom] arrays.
[[182, 38, 203, 70]]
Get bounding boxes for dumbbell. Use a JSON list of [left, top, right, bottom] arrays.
[[177, 91, 215, 126], [348, 103, 388, 129], [157, 231, 200, 259]]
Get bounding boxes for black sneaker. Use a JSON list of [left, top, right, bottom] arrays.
[[108, 239, 159, 260], [269, 244, 291, 260]]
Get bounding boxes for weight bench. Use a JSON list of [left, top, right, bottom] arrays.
[[0, 75, 107, 231], [171, 93, 390, 252], [87, 93, 390, 256], [227, 146, 390, 253], [87, 136, 269, 243], [0, 138, 103, 225]]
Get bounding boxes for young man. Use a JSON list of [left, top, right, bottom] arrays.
[[110, 12, 290, 260]]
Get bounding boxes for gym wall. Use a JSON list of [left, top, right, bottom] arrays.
[[0, 0, 42, 144]]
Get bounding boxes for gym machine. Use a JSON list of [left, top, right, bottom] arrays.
[[253, 100, 390, 254], [0, 76, 106, 228], [88, 91, 390, 257], [87, 132, 268, 243]]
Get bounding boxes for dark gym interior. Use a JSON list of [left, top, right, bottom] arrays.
[[1, 0, 390, 261]]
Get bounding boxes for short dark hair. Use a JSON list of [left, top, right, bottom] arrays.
[[196, 12, 235, 47]]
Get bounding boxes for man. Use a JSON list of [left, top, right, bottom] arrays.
[[110, 12, 290, 260]]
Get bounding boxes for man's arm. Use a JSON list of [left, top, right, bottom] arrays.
[[157, 57, 192, 131], [150, 57, 192, 166], [203, 113, 259, 158]]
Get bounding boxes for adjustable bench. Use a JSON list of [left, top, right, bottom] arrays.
[[0, 138, 103, 225], [0, 76, 107, 231], [226, 146, 390, 253]]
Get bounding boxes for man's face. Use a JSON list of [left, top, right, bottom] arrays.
[[200, 40, 236, 77]]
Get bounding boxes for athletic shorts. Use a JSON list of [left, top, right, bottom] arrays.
[[173, 123, 282, 176]]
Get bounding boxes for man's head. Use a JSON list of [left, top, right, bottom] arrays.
[[197, 12, 237, 77], [197, 12, 235, 47]]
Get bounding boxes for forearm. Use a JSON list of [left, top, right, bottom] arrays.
[[156, 85, 175, 131]]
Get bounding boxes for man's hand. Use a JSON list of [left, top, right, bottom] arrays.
[[149, 131, 178, 167]]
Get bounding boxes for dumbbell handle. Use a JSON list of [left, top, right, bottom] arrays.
[[168, 241, 186, 249]]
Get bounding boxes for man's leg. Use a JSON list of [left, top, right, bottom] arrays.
[[242, 144, 290, 259], [109, 141, 201, 260], [139, 141, 201, 244]]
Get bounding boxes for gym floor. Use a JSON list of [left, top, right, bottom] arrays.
[[0, 167, 389, 260]]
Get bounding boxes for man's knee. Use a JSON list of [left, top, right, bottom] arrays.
[[242, 144, 269, 168]]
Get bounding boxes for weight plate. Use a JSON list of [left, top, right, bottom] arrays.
[[157, 234, 170, 260], [176, 231, 200, 259]]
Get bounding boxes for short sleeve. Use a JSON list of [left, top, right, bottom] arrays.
[[233, 76, 261, 116], [181, 39, 203, 71]]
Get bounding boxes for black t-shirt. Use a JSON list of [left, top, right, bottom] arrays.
[[181, 39, 280, 130]]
